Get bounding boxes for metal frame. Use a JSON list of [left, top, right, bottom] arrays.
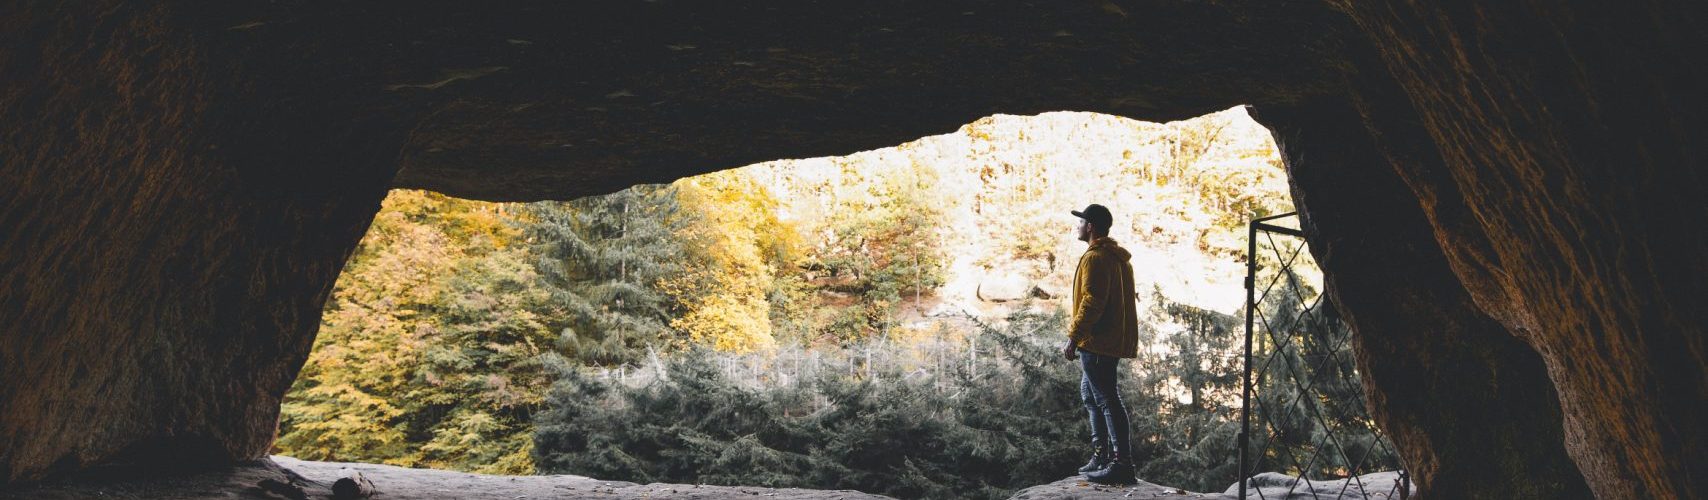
[[1237, 213, 1408, 499]]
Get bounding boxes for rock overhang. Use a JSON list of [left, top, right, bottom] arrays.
[[2, 1, 1704, 498]]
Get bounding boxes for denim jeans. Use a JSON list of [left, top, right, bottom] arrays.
[[1079, 348, 1132, 460]]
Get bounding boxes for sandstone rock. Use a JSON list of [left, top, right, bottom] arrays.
[[976, 275, 1033, 302], [331, 469, 376, 499], [1007, 475, 1217, 499], [2, 1, 1703, 498], [1224, 472, 1410, 500], [0, 456, 891, 500], [1250, 100, 1589, 498]]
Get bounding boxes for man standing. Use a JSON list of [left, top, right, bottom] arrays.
[[1063, 204, 1141, 484]]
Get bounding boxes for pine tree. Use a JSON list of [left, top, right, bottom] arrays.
[[412, 245, 556, 474], [525, 185, 692, 365], [1130, 288, 1246, 491]]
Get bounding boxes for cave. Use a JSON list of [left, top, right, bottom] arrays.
[[1, 1, 1703, 498]]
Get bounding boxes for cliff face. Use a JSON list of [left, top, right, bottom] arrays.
[[1, 1, 1701, 498]]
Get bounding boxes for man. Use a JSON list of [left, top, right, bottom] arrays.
[[1063, 203, 1141, 484]]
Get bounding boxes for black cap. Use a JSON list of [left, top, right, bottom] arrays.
[[1071, 204, 1113, 230]]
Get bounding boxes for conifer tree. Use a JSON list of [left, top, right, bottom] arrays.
[[1131, 289, 1245, 491], [525, 185, 692, 365]]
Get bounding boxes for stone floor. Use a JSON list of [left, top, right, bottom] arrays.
[[0, 456, 1407, 500], [0, 456, 890, 500]]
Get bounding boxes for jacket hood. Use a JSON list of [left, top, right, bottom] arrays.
[[1088, 237, 1132, 262]]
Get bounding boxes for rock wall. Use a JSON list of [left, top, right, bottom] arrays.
[[1250, 99, 1589, 498], [1323, 1, 1707, 497], [2, 1, 1702, 498], [0, 1, 412, 482]]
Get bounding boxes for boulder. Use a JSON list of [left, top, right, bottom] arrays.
[[976, 275, 1033, 303]]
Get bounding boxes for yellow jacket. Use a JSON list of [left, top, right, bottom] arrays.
[[1069, 237, 1140, 358]]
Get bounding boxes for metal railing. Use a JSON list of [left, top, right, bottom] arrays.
[[1237, 213, 1408, 499]]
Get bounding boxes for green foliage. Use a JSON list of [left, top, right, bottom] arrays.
[[531, 274, 1387, 498], [278, 190, 553, 474], [526, 185, 692, 365], [533, 309, 1085, 500], [1243, 271, 1400, 481], [794, 159, 948, 342], [281, 109, 1392, 497], [1129, 290, 1246, 491]]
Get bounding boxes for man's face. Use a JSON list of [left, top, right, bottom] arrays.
[[1076, 218, 1091, 242]]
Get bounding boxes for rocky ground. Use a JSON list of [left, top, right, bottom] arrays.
[[1013, 471, 1407, 500], [1, 458, 1407, 500], [0, 456, 890, 500], [1225, 472, 1409, 500], [1009, 477, 1218, 499]]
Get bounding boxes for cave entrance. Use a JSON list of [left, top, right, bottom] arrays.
[[1239, 213, 1407, 497], [275, 107, 1400, 497]]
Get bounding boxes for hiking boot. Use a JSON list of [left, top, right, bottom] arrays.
[[1086, 459, 1135, 485], [1077, 446, 1112, 474]]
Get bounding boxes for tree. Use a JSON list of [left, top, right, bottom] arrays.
[[660, 170, 801, 352], [412, 247, 555, 473], [799, 158, 948, 341], [526, 185, 692, 365], [278, 190, 555, 474], [532, 308, 1093, 500], [277, 192, 453, 464], [1130, 289, 1245, 491]]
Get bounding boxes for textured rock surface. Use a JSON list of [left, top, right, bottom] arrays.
[[0, 456, 891, 499], [1008, 476, 1216, 499], [1320, 2, 1708, 497], [1225, 472, 1409, 500], [1249, 99, 1590, 498], [2, 0, 1704, 498], [0, 1, 411, 485]]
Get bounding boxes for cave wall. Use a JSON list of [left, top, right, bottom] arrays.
[[2, 0, 1703, 497], [1323, 1, 1708, 497], [0, 2, 412, 481], [1251, 99, 1589, 498]]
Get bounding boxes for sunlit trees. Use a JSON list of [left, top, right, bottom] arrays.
[[412, 247, 555, 473], [664, 170, 799, 352], [791, 158, 948, 342], [278, 191, 453, 464], [280, 108, 1385, 496], [278, 191, 553, 474]]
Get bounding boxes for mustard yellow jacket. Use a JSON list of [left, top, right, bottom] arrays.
[[1069, 237, 1140, 358]]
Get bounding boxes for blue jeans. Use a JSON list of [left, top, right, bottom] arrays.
[[1079, 348, 1132, 460]]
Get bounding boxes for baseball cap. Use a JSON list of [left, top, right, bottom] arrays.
[[1071, 204, 1113, 229]]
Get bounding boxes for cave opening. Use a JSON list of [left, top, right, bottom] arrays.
[[270, 107, 1399, 497]]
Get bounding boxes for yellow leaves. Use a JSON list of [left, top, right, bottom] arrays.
[[661, 170, 798, 352], [672, 286, 776, 352], [280, 188, 548, 472]]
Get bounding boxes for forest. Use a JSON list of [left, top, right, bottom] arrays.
[[273, 108, 1394, 498]]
